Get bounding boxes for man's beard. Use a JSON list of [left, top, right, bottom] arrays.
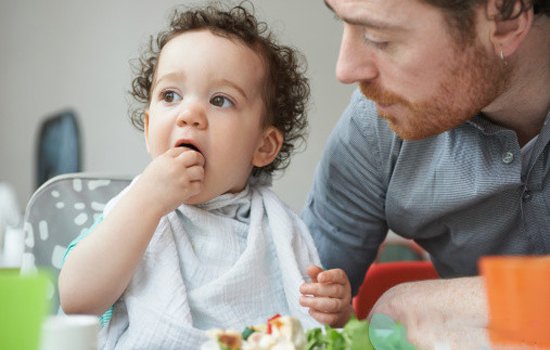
[[360, 40, 512, 140]]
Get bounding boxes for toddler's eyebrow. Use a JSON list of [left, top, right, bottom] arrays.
[[151, 72, 186, 92], [218, 79, 248, 100]]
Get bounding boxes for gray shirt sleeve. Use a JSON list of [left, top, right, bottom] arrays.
[[303, 90, 397, 294]]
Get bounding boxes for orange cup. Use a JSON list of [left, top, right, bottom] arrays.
[[480, 256, 550, 349]]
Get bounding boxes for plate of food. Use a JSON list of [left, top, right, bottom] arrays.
[[201, 313, 416, 350]]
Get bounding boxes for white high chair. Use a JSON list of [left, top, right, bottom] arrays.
[[22, 173, 132, 313]]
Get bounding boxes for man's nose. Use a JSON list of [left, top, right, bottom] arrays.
[[176, 102, 207, 129], [335, 25, 379, 84]]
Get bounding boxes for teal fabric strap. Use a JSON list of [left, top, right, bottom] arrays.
[[63, 214, 113, 327]]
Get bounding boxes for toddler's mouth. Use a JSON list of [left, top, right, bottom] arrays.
[[175, 141, 204, 158], [178, 143, 200, 153]]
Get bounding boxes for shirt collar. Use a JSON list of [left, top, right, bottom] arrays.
[[465, 108, 550, 137], [465, 114, 510, 135]]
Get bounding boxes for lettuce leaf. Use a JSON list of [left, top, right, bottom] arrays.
[[305, 314, 415, 350]]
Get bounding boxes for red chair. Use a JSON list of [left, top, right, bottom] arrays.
[[352, 261, 439, 319]]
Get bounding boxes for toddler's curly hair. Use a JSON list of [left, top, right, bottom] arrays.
[[129, 1, 310, 177]]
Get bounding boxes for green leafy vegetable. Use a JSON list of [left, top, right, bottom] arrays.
[[241, 327, 255, 341], [344, 318, 373, 350], [305, 316, 373, 350], [305, 314, 415, 350]]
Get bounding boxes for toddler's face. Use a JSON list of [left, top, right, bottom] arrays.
[[145, 29, 279, 204]]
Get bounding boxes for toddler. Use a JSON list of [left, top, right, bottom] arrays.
[[59, 3, 351, 349]]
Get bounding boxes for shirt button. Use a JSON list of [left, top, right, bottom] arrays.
[[502, 151, 514, 164], [523, 190, 532, 201]]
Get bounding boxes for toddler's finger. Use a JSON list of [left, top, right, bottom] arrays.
[[176, 149, 205, 166], [318, 268, 348, 285], [300, 282, 346, 298], [307, 265, 324, 283], [300, 295, 345, 314], [308, 309, 340, 326], [185, 165, 205, 182]]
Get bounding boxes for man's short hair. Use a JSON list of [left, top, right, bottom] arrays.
[[424, 0, 549, 44]]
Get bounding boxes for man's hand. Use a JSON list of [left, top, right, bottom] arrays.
[[299, 265, 353, 327]]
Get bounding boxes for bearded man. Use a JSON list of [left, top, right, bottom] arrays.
[[301, 0, 550, 348]]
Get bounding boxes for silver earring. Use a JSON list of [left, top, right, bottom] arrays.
[[499, 50, 508, 66]]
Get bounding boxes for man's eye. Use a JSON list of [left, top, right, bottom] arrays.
[[363, 30, 390, 50], [161, 91, 182, 103], [364, 37, 389, 50], [210, 95, 234, 108]]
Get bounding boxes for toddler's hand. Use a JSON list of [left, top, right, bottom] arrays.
[[299, 265, 353, 327], [137, 147, 205, 215]]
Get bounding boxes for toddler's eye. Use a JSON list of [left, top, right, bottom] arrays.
[[161, 90, 182, 103], [210, 95, 234, 108]]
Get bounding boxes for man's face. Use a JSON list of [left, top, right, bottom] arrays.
[[326, 0, 511, 140]]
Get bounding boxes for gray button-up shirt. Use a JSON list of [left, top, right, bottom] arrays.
[[303, 90, 550, 293]]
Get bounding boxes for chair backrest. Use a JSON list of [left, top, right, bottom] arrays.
[[22, 173, 132, 313], [352, 261, 439, 320], [35, 110, 82, 189]]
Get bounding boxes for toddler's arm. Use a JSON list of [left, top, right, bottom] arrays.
[[299, 265, 353, 327], [58, 147, 204, 316]]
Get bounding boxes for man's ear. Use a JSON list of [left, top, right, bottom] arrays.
[[143, 110, 151, 154], [486, 0, 533, 58], [252, 126, 283, 168]]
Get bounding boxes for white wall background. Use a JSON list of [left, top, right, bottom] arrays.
[[0, 0, 354, 214]]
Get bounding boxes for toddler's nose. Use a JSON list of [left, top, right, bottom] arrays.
[[176, 104, 207, 129]]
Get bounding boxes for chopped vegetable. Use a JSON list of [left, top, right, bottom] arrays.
[[305, 316, 373, 350], [202, 314, 416, 350], [344, 318, 372, 350], [267, 314, 282, 335], [242, 327, 256, 341]]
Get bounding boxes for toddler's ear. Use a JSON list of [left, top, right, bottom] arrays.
[[252, 126, 283, 168], [143, 110, 151, 154]]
